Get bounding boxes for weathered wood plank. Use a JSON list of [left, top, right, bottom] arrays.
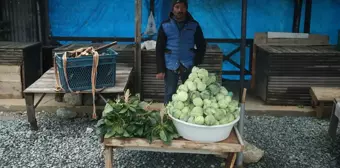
[[267, 32, 309, 39], [0, 81, 22, 98], [0, 65, 22, 98], [253, 32, 329, 46], [103, 129, 243, 153], [0, 41, 40, 49], [310, 87, 340, 102], [257, 45, 340, 54], [0, 65, 21, 81], [28, 78, 128, 88]]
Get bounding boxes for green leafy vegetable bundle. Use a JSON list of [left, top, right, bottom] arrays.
[[166, 66, 240, 126], [96, 90, 179, 145]]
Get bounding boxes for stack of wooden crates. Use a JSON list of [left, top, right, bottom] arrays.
[[142, 44, 223, 102], [253, 32, 340, 106], [0, 41, 42, 98]]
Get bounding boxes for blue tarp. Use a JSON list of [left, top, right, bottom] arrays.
[[49, 0, 340, 80]]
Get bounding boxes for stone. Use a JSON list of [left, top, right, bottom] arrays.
[[82, 94, 97, 106], [86, 127, 93, 134], [63, 93, 82, 106], [0, 148, 4, 156], [56, 108, 77, 119], [243, 141, 265, 164]]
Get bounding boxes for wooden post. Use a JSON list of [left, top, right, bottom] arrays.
[[134, 0, 142, 96], [303, 0, 312, 33], [150, 0, 155, 15], [239, 0, 247, 103], [104, 146, 113, 168], [292, 0, 303, 33], [25, 93, 38, 130]]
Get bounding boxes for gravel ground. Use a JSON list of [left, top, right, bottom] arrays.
[[0, 111, 339, 168]]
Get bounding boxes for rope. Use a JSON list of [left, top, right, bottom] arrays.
[[54, 47, 100, 119], [91, 48, 100, 119]]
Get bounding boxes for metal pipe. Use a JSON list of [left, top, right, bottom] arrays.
[[236, 103, 245, 166], [237, 88, 247, 167], [50, 36, 254, 44]]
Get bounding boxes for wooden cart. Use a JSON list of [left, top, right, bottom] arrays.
[[102, 127, 244, 168]]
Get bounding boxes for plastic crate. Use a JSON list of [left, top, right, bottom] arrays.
[[55, 48, 118, 92]]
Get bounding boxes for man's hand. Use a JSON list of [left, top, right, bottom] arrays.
[[156, 73, 165, 80]]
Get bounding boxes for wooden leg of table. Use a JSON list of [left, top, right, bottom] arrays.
[[225, 153, 237, 168], [311, 100, 316, 108], [25, 93, 38, 130], [104, 146, 113, 168], [316, 102, 324, 118], [328, 104, 339, 141]]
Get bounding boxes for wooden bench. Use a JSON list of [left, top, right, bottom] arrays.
[[102, 127, 244, 168], [23, 64, 133, 130], [310, 87, 340, 118], [328, 98, 340, 141]]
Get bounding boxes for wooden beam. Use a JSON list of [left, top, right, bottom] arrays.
[[50, 36, 254, 44], [292, 0, 303, 33], [150, 0, 155, 15], [223, 47, 240, 61], [222, 71, 251, 75], [38, 0, 51, 44], [134, 0, 142, 96]]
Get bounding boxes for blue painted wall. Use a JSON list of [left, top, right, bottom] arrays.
[[49, 0, 340, 80]]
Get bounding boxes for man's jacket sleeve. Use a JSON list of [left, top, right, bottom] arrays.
[[194, 24, 206, 66], [156, 25, 167, 73]]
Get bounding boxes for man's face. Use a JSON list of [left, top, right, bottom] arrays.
[[173, 3, 187, 20]]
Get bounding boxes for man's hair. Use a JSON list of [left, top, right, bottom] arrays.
[[172, 0, 188, 9]]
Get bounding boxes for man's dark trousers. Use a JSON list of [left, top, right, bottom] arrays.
[[164, 66, 191, 105]]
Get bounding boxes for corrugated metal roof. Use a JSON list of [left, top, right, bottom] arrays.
[[0, 0, 39, 42]]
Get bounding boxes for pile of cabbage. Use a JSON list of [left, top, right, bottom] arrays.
[[166, 66, 240, 126]]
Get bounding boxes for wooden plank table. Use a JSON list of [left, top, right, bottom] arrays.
[[328, 98, 340, 141], [310, 87, 340, 118], [103, 127, 244, 168], [23, 64, 133, 130]]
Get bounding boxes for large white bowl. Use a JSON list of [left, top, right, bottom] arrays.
[[168, 111, 240, 143]]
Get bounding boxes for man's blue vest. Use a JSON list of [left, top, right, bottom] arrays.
[[161, 18, 198, 70]]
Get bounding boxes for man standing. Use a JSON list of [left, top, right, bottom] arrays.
[[155, 0, 207, 104]]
